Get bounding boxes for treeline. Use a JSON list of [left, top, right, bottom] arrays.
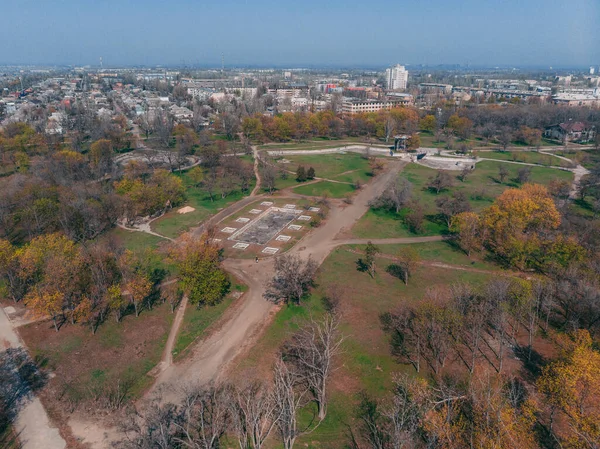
[[241, 108, 420, 143], [0, 231, 230, 334]]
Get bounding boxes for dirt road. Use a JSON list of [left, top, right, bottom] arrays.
[[0, 307, 66, 449], [147, 161, 407, 399]]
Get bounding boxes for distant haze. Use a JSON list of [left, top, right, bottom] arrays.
[[2, 0, 599, 67]]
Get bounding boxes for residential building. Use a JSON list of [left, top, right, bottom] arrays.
[[385, 64, 408, 90], [544, 121, 596, 143], [551, 92, 600, 107], [342, 98, 405, 115]]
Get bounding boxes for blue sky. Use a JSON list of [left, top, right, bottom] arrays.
[[2, 0, 599, 67]]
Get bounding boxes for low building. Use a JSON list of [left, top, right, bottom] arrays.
[[551, 93, 600, 107], [544, 121, 596, 143], [342, 98, 405, 115]]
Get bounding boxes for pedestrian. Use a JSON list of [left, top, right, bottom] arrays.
[[255, 256, 259, 263]]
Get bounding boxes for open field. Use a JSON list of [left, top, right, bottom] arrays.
[[477, 149, 573, 167], [278, 152, 374, 183], [293, 180, 355, 198], [20, 302, 172, 416], [229, 246, 497, 446], [351, 161, 574, 239]]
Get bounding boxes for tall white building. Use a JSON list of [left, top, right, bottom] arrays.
[[591, 66, 596, 75], [385, 64, 408, 90]]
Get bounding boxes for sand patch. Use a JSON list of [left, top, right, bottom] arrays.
[[177, 206, 196, 214]]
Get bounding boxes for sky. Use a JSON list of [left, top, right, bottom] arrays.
[[2, 0, 599, 68]]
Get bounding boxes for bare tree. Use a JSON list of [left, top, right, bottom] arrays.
[[230, 381, 279, 449], [284, 314, 344, 420], [264, 255, 318, 304], [498, 164, 509, 183], [427, 171, 453, 194], [517, 166, 532, 184], [370, 178, 413, 213], [273, 360, 306, 449], [175, 384, 231, 449], [117, 400, 180, 449]]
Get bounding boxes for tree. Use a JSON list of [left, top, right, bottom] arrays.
[[177, 385, 231, 449], [481, 184, 563, 270], [230, 381, 279, 449], [307, 167, 316, 180], [296, 166, 307, 182], [404, 201, 425, 234], [538, 330, 600, 447], [420, 115, 436, 132], [498, 164, 509, 183], [264, 255, 317, 304], [188, 166, 205, 187], [370, 178, 412, 214], [364, 241, 380, 278], [458, 166, 472, 182], [436, 191, 471, 228], [284, 314, 344, 420], [498, 127, 513, 151], [171, 233, 229, 308], [126, 273, 152, 318], [451, 212, 482, 257], [273, 360, 306, 449], [428, 171, 453, 194], [389, 247, 420, 285], [261, 163, 277, 195], [517, 166, 531, 184]]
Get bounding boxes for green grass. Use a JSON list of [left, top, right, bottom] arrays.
[[104, 227, 166, 251], [232, 246, 500, 447], [293, 181, 355, 198], [173, 280, 248, 359], [477, 149, 573, 167], [351, 161, 573, 239], [281, 152, 373, 184], [348, 240, 499, 271], [151, 168, 255, 238]]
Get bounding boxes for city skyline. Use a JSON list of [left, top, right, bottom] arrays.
[[1, 0, 599, 67]]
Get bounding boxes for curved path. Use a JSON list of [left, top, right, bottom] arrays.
[[0, 308, 66, 449]]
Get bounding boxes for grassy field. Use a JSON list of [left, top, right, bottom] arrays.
[[293, 180, 355, 198], [347, 240, 500, 272], [172, 279, 247, 359], [104, 227, 167, 251], [21, 302, 172, 409], [477, 149, 573, 167], [151, 168, 255, 239], [351, 161, 573, 239], [230, 246, 497, 447], [279, 152, 373, 184]]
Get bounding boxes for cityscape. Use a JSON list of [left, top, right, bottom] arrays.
[[1, 1, 600, 449]]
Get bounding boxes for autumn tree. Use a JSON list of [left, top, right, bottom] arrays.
[[171, 233, 229, 308], [451, 212, 483, 257], [538, 330, 600, 447], [420, 115, 437, 132], [387, 247, 420, 285]]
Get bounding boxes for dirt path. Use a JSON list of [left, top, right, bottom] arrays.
[[151, 295, 189, 375], [250, 146, 262, 196], [0, 308, 66, 449], [146, 161, 407, 401]]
